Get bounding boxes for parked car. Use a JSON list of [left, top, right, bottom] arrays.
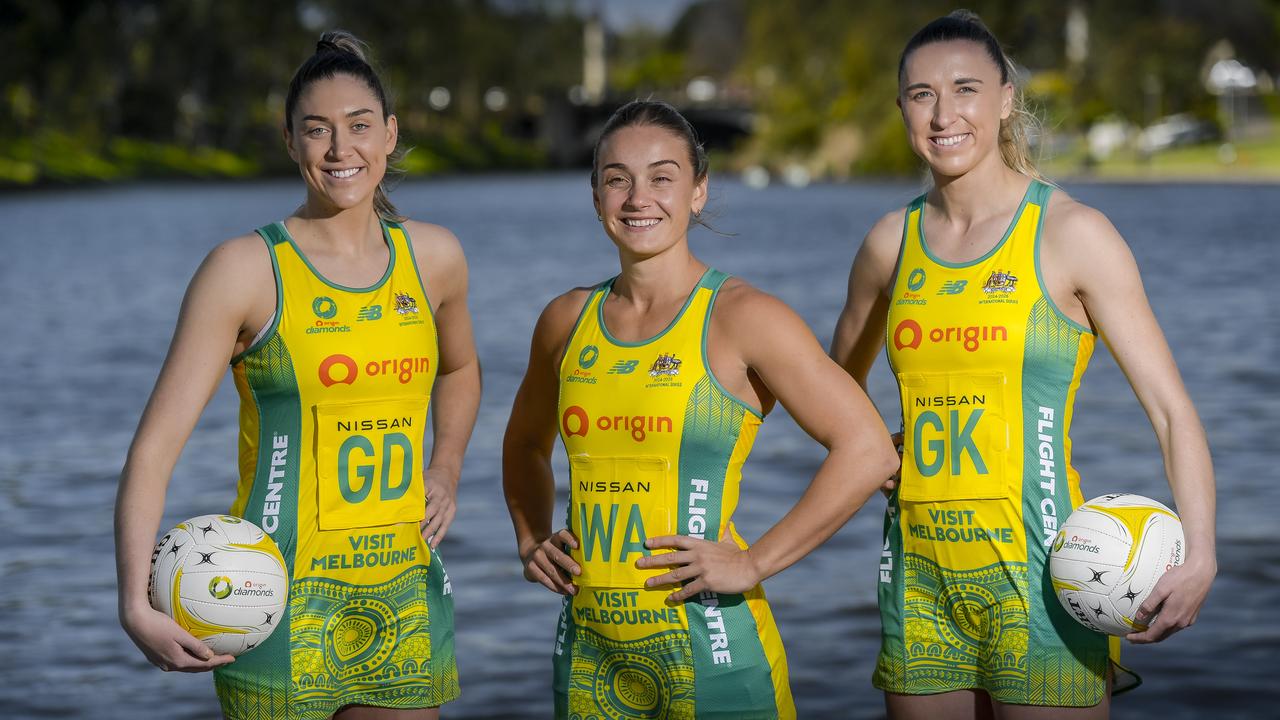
[[1137, 114, 1219, 153]]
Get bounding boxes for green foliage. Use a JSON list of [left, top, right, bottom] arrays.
[[0, 0, 578, 185], [737, 0, 1278, 176], [1, 0, 1275, 184]]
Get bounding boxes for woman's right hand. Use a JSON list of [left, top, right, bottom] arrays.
[[881, 431, 904, 498], [121, 604, 235, 672], [521, 528, 581, 596]]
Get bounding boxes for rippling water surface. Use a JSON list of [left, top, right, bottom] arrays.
[[1, 176, 1276, 719]]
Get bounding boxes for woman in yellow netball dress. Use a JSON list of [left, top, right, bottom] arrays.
[[503, 101, 897, 719], [831, 12, 1216, 719], [115, 33, 479, 719]]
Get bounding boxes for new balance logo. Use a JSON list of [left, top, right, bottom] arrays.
[[357, 305, 383, 322], [937, 280, 968, 295], [608, 360, 639, 375]]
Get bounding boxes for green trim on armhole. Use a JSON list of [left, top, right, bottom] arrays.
[[698, 269, 763, 420], [388, 221, 442, 375], [886, 199, 920, 307], [230, 227, 286, 366], [557, 281, 609, 380], [1029, 182, 1094, 336]]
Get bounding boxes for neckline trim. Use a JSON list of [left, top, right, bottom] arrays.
[[276, 220, 397, 292], [595, 268, 712, 347], [916, 179, 1038, 269]]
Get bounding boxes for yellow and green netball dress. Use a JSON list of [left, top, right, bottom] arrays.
[[555, 269, 795, 719], [215, 221, 457, 719], [876, 180, 1132, 705]]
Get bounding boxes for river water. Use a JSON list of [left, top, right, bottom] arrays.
[[1, 175, 1276, 718]]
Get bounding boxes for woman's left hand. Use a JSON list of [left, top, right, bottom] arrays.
[[420, 467, 459, 549], [1126, 557, 1216, 644], [636, 535, 763, 603]]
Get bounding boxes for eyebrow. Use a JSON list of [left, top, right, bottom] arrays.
[[601, 159, 683, 172], [301, 108, 375, 123], [904, 78, 985, 92]]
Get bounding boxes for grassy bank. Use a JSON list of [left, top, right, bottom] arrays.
[[0, 125, 546, 188], [1043, 132, 1280, 182]]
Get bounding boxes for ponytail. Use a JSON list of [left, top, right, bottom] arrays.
[[286, 30, 405, 222]]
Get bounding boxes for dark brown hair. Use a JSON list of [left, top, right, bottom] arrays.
[[590, 100, 709, 189], [286, 30, 404, 221]]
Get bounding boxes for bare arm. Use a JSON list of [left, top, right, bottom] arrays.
[[409, 222, 481, 548], [501, 290, 591, 595], [1046, 201, 1216, 643], [829, 210, 906, 495], [114, 235, 270, 671], [641, 287, 900, 602], [830, 209, 903, 388]]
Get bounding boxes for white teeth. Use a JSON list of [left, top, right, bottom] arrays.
[[327, 168, 360, 178], [623, 218, 659, 227], [934, 134, 967, 147]]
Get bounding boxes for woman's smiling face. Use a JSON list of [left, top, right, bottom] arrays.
[[593, 123, 707, 260], [286, 73, 397, 212], [898, 39, 1012, 179]]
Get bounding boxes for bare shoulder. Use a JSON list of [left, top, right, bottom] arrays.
[[1041, 189, 1128, 256], [854, 207, 908, 289], [401, 219, 466, 271], [713, 277, 807, 336], [199, 232, 273, 288], [532, 286, 596, 354], [865, 207, 908, 259], [176, 232, 274, 334]]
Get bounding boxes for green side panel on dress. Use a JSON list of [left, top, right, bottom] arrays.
[[678, 376, 777, 717], [1020, 297, 1109, 705], [553, 593, 579, 718], [424, 548, 460, 702], [678, 376, 740, 542], [872, 498, 908, 690], [685, 596, 778, 719], [215, 332, 301, 718]]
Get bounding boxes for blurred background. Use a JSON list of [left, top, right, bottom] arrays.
[[2, 2, 1278, 719], [2, 0, 1279, 185]]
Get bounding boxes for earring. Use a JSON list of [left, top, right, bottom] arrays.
[[597, 215, 603, 221]]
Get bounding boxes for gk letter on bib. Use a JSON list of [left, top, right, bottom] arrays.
[[898, 371, 1009, 502], [569, 455, 674, 588], [315, 397, 429, 530]]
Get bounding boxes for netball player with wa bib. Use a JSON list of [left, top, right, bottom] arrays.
[[503, 101, 897, 719], [115, 32, 480, 719], [830, 12, 1216, 719]]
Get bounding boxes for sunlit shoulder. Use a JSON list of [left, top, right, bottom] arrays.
[[1041, 190, 1132, 266]]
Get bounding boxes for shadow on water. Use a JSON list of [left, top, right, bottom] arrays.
[[0, 177, 1276, 718]]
